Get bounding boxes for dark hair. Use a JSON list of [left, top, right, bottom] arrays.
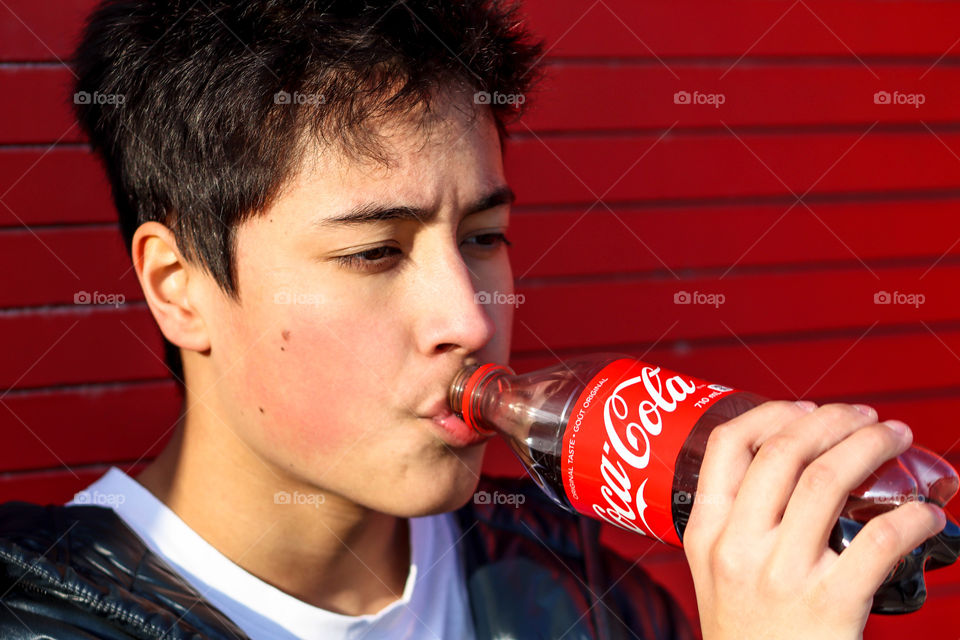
[[71, 0, 542, 384]]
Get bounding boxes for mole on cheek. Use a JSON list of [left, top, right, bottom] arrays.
[[258, 407, 265, 414], [282, 330, 291, 341]]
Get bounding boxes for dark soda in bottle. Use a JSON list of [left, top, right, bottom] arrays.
[[449, 353, 960, 614]]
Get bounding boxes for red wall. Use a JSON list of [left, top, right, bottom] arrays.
[[2, 1, 959, 637]]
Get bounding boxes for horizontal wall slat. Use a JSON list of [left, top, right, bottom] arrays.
[[0, 306, 167, 389], [0, 0, 93, 62], [508, 328, 960, 426], [0, 68, 82, 143], [513, 266, 960, 349], [11, 131, 960, 226], [0, 381, 177, 471], [4, 269, 960, 392], [7, 198, 960, 308], [0, 227, 138, 307], [505, 132, 960, 206], [8, 1, 960, 62], [0, 148, 113, 226], [510, 198, 960, 279], [522, 0, 960, 58], [6, 303, 960, 446], [515, 64, 960, 133], [0, 463, 145, 505], [513, 348, 960, 456], [8, 64, 960, 144], [5, 377, 958, 489]]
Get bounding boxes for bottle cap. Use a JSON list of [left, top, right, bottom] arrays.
[[448, 362, 513, 435]]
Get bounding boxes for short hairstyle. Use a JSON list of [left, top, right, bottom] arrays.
[[71, 0, 543, 384]]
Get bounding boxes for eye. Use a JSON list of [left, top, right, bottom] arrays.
[[334, 245, 403, 272], [333, 233, 511, 273], [463, 232, 513, 249]]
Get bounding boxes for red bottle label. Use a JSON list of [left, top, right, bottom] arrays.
[[560, 358, 739, 546]]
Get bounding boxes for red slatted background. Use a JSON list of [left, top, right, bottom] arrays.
[[3, 1, 960, 637]]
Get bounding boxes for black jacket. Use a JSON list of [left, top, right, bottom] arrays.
[[0, 475, 695, 639]]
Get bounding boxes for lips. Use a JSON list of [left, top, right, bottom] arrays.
[[420, 398, 492, 448], [416, 358, 491, 448]]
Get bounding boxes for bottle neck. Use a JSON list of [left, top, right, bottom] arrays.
[[449, 363, 514, 435]]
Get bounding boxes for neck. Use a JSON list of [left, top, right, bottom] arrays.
[[136, 401, 411, 616]]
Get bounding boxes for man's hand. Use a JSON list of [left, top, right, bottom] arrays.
[[683, 401, 947, 640]]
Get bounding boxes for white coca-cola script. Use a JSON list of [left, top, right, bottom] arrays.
[[592, 365, 697, 539]]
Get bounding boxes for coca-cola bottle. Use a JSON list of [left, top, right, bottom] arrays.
[[448, 353, 960, 614]]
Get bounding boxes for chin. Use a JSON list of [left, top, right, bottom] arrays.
[[381, 444, 488, 517]]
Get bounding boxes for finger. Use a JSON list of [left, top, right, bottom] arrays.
[[774, 419, 913, 567], [726, 403, 879, 535], [822, 500, 946, 605], [686, 400, 815, 547]]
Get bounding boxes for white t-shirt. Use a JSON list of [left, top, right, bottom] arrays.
[[70, 467, 476, 640]]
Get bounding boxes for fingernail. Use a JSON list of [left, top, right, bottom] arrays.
[[884, 419, 910, 436], [853, 404, 876, 418], [794, 400, 817, 412]]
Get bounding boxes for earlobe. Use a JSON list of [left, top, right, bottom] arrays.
[[132, 221, 211, 354]]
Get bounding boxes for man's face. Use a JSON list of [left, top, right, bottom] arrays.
[[202, 96, 513, 516]]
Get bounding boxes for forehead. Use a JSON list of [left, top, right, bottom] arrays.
[[288, 95, 505, 208]]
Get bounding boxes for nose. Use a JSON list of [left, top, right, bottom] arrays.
[[411, 239, 496, 358]]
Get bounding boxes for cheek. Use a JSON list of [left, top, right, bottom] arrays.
[[233, 300, 403, 459]]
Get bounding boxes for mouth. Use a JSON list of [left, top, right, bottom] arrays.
[[419, 397, 492, 448]]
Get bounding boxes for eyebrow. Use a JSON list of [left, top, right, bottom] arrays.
[[315, 185, 515, 228]]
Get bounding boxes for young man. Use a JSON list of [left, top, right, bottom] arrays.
[[0, 1, 946, 639]]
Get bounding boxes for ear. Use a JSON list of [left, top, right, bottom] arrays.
[[131, 221, 212, 356]]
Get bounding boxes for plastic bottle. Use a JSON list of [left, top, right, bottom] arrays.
[[449, 353, 960, 614]]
